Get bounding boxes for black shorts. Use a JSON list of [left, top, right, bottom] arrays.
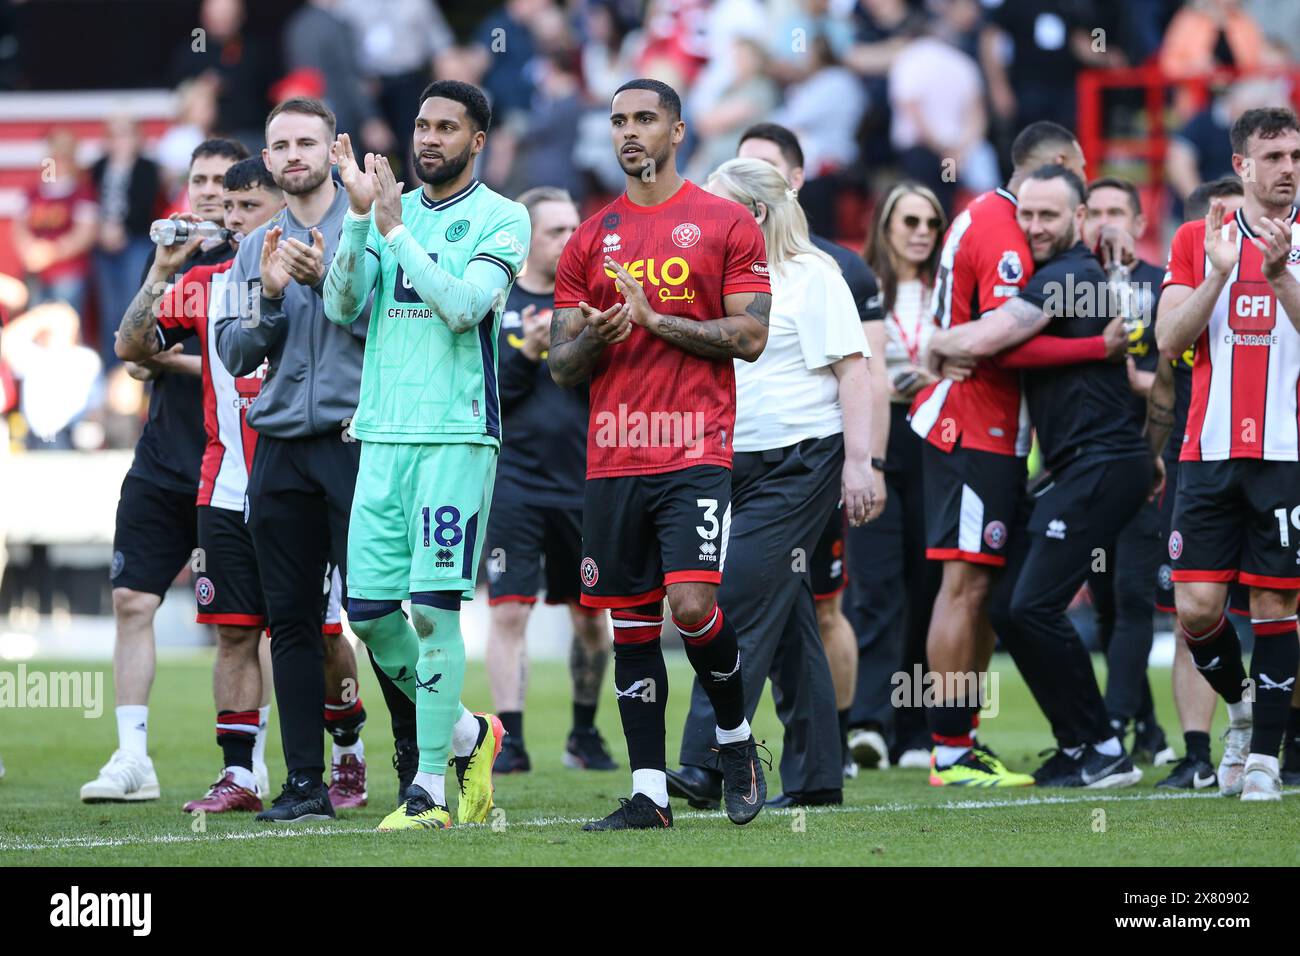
[[811, 502, 847, 599], [195, 505, 266, 627], [921, 442, 1026, 567], [1170, 458, 1300, 590], [580, 465, 731, 609], [485, 496, 588, 609], [110, 475, 198, 599]]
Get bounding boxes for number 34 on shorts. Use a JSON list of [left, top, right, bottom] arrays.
[[347, 442, 498, 601]]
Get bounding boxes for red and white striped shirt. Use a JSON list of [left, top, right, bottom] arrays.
[[157, 262, 266, 510], [1163, 206, 1300, 462]]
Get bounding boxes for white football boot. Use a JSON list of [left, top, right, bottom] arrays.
[[80, 749, 160, 802]]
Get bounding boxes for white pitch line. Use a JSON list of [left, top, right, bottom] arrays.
[[3, 787, 1294, 853]]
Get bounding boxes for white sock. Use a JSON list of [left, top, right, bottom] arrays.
[[116, 705, 149, 757], [252, 705, 271, 767], [716, 717, 751, 745], [1228, 699, 1252, 726], [631, 768, 669, 807], [332, 738, 365, 763], [1245, 753, 1279, 774], [935, 744, 969, 767], [451, 707, 481, 757], [412, 770, 445, 806], [226, 765, 256, 791], [1063, 745, 1084, 759], [1095, 736, 1122, 757]]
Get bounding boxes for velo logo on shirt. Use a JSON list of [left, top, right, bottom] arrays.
[[604, 257, 694, 302], [1227, 281, 1278, 342], [394, 252, 439, 304], [445, 219, 470, 242]]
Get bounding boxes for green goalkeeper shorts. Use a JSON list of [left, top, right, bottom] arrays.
[[347, 441, 498, 601]]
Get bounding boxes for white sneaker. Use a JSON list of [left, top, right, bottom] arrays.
[[1218, 719, 1251, 796], [848, 728, 890, 769], [843, 759, 859, 780], [80, 749, 160, 802], [254, 761, 270, 799], [897, 748, 932, 770], [1240, 760, 1282, 802]]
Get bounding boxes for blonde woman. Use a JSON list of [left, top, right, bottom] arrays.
[[666, 157, 874, 811], [844, 181, 947, 771]]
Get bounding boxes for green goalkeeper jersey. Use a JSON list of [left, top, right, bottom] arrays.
[[326, 178, 531, 445]]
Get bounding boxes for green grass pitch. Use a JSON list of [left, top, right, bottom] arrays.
[[2, 652, 1297, 866]]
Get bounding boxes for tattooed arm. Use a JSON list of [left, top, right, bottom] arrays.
[[114, 233, 204, 362], [548, 301, 628, 388], [926, 296, 1049, 365], [1145, 358, 1177, 460], [642, 290, 771, 362]]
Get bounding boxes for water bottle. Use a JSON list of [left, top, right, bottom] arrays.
[[149, 218, 229, 246], [1105, 258, 1136, 334]]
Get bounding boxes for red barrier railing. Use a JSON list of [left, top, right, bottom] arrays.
[[1076, 65, 1300, 237]]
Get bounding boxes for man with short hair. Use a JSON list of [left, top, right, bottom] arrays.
[[325, 80, 530, 830], [1155, 107, 1300, 801], [115, 158, 291, 812], [549, 78, 772, 830], [970, 165, 1148, 788], [214, 98, 416, 822], [484, 185, 616, 775], [1148, 176, 1255, 790], [1080, 175, 1176, 766], [913, 121, 1101, 785], [81, 138, 246, 804]]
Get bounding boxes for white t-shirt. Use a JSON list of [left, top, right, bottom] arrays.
[[888, 37, 983, 152], [734, 252, 870, 452]]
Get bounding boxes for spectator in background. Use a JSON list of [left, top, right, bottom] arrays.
[[1165, 76, 1288, 209], [465, 0, 553, 187], [516, 52, 587, 200], [285, 0, 396, 155], [1160, 0, 1269, 82], [636, 0, 711, 93], [573, 0, 644, 193], [12, 129, 98, 319], [980, 0, 1123, 136], [1242, 0, 1300, 62], [769, 0, 855, 84], [337, 0, 454, 160], [844, 0, 923, 170], [770, 30, 867, 237], [888, 17, 997, 215], [685, 37, 777, 182], [0, 302, 103, 449], [91, 116, 162, 368], [170, 0, 275, 151], [155, 78, 219, 197]]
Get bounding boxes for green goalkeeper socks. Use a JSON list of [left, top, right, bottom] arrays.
[[349, 609, 420, 703], [412, 603, 467, 774]]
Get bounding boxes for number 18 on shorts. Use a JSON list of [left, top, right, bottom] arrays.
[[347, 442, 498, 601]]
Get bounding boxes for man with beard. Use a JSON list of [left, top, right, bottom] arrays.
[[939, 165, 1150, 787], [213, 98, 416, 822], [1156, 107, 1300, 802], [324, 80, 530, 831]]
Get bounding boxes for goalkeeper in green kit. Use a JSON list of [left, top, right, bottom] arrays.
[[324, 80, 530, 831]]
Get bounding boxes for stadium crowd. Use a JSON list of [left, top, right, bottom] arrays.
[[2, 0, 1300, 825]]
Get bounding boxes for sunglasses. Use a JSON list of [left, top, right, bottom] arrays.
[[901, 214, 942, 231]]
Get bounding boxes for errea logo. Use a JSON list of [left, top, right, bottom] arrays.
[[603, 233, 622, 252], [50, 886, 152, 936]]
